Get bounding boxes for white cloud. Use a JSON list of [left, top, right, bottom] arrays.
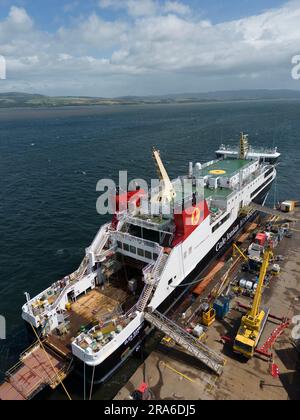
[[1, 2, 300, 96], [163, 1, 191, 16], [58, 13, 128, 49], [8, 6, 33, 29], [98, 0, 158, 17], [98, 0, 190, 17], [0, 5, 33, 42]]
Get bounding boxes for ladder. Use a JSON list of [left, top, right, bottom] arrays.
[[136, 282, 156, 313], [144, 310, 226, 376], [152, 254, 169, 279], [137, 251, 169, 312]]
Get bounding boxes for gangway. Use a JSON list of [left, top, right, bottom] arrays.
[[144, 310, 226, 376], [249, 203, 297, 222]]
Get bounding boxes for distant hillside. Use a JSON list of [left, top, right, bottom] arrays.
[[0, 92, 136, 108], [1, 89, 300, 108]]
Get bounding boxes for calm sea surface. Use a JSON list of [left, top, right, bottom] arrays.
[[0, 100, 300, 399]]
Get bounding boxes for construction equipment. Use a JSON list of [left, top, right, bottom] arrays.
[[213, 296, 231, 321], [280, 200, 297, 213], [152, 148, 176, 204], [233, 249, 273, 359], [233, 243, 249, 262], [202, 306, 216, 327], [206, 264, 235, 325]]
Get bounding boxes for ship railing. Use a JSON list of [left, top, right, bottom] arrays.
[[172, 191, 205, 215], [70, 255, 89, 281], [116, 211, 129, 231], [152, 247, 166, 278], [87, 223, 111, 255], [48, 283, 72, 313], [142, 246, 168, 285], [143, 261, 155, 277], [218, 144, 278, 155], [136, 250, 167, 313], [200, 158, 222, 169], [6, 357, 27, 378], [112, 231, 159, 250], [124, 214, 172, 231], [94, 245, 118, 262], [49, 272, 94, 313], [238, 165, 274, 188]]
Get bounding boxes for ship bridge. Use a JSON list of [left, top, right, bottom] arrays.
[[216, 144, 280, 164]]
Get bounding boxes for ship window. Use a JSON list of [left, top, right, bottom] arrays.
[[264, 168, 273, 178], [212, 213, 231, 233], [153, 253, 159, 260], [251, 177, 272, 199], [184, 251, 187, 259], [123, 243, 129, 252], [130, 246, 136, 254], [138, 248, 144, 257], [145, 251, 152, 260], [168, 279, 173, 285], [117, 241, 122, 249]]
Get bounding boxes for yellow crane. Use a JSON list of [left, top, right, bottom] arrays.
[[232, 243, 249, 262], [152, 148, 176, 204], [233, 249, 273, 358]]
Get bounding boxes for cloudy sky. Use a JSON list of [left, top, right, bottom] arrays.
[[0, 0, 300, 96]]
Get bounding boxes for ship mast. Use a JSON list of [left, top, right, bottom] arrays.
[[239, 132, 249, 160]]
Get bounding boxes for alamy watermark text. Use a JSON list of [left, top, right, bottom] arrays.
[[292, 55, 300, 80], [0, 55, 6, 80], [0, 315, 6, 340]]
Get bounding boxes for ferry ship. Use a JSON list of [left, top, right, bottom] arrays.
[[22, 133, 280, 383]]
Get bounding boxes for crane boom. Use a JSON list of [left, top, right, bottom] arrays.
[[233, 249, 273, 358], [152, 148, 176, 203], [249, 250, 272, 320]]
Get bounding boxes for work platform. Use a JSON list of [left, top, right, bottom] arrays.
[[0, 341, 73, 401]]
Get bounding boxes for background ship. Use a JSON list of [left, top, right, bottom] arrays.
[[21, 133, 280, 383]]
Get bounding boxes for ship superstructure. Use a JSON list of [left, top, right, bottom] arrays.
[[22, 133, 280, 382]]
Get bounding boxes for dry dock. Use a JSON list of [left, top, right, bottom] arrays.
[[115, 210, 300, 401]]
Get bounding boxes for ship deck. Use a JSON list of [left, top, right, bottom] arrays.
[[51, 271, 142, 347], [204, 186, 232, 200], [201, 158, 249, 178], [55, 288, 126, 345]]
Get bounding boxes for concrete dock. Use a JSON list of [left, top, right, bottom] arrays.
[[115, 210, 300, 401]]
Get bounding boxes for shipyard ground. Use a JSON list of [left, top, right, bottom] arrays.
[[115, 210, 300, 401]]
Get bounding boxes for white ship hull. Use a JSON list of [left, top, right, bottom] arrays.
[[21, 138, 278, 384], [71, 168, 275, 377], [73, 180, 273, 384]]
